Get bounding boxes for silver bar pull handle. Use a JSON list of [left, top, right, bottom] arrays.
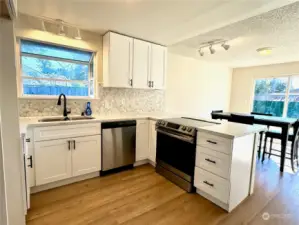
[[205, 158, 216, 164], [68, 140, 71, 150], [203, 180, 214, 187], [207, 140, 217, 145]]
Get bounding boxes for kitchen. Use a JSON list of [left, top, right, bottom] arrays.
[[1, 1, 299, 225]]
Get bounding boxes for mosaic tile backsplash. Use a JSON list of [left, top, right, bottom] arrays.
[[19, 87, 165, 117]]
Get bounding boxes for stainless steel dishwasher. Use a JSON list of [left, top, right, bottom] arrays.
[[101, 120, 136, 173]]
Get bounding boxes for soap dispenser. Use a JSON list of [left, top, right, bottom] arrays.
[[85, 101, 92, 116]]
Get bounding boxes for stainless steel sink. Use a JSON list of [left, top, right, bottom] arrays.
[[38, 116, 95, 122]]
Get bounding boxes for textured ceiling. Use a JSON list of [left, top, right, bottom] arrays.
[[17, 0, 296, 45], [171, 1, 299, 68]]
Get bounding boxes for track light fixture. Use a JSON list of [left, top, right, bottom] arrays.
[[41, 21, 47, 31], [209, 45, 215, 54], [57, 19, 66, 36], [198, 48, 204, 56], [40, 18, 83, 40], [197, 39, 231, 57], [74, 28, 82, 40], [221, 42, 230, 50]]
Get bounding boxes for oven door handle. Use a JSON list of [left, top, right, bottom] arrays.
[[156, 129, 195, 144]]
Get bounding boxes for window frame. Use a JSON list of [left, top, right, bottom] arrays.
[[17, 39, 96, 99], [252, 75, 299, 118]]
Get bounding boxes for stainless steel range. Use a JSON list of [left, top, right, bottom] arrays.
[[155, 118, 216, 192]]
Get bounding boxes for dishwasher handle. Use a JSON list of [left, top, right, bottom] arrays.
[[102, 120, 136, 129]]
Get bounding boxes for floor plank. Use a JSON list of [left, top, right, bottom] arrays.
[[27, 162, 299, 225]]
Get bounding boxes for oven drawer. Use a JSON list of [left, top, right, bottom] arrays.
[[196, 146, 231, 179], [194, 167, 230, 204], [197, 132, 232, 155]]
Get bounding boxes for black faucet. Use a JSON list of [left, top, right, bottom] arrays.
[[57, 94, 71, 118]]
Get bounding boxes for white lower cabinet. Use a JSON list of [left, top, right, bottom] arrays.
[[194, 131, 255, 212], [148, 121, 157, 163], [35, 138, 72, 186], [33, 123, 102, 187], [194, 167, 229, 204], [136, 120, 149, 161], [72, 135, 101, 177]]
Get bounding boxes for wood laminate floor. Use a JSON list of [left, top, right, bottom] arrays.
[[27, 160, 299, 225]]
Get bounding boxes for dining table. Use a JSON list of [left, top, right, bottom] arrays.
[[212, 112, 297, 172]]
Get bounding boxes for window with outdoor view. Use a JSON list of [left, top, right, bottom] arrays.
[[253, 76, 299, 118], [20, 40, 94, 97]]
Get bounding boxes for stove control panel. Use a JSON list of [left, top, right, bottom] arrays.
[[156, 120, 196, 136]]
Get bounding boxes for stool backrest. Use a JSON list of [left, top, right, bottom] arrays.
[[211, 110, 223, 120], [251, 112, 273, 116], [228, 114, 254, 125], [292, 120, 299, 143]]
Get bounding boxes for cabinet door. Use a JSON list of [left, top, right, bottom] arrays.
[[72, 135, 101, 177], [108, 32, 133, 88], [148, 121, 157, 163], [150, 44, 166, 90], [35, 139, 72, 185], [136, 120, 149, 161], [132, 39, 151, 89]]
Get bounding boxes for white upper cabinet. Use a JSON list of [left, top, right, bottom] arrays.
[[103, 32, 133, 88], [132, 39, 151, 89], [150, 44, 167, 90], [103, 32, 166, 90]]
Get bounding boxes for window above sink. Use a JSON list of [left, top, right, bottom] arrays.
[[19, 40, 95, 98]]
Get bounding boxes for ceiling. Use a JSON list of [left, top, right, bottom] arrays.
[[18, 0, 296, 46], [17, 0, 299, 68], [171, 1, 299, 68]]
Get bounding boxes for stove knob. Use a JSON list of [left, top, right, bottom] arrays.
[[182, 126, 186, 131], [187, 128, 193, 132]]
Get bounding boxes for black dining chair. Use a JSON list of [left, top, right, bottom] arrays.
[[262, 120, 299, 172], [251, 112, 273, 159], [211, 110, 223, 120], [228, 114, 254, 125]]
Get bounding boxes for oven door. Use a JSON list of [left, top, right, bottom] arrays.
[[156, 128, 196, 182]]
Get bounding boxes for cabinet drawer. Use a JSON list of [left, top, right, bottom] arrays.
[[194, 167, 229, 204], [197, 132, 232, 155], [34, 123, 101, 141], [196, 146, 231, 179]]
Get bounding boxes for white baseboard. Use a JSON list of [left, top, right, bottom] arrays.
[[134, 159, 149, 167], [148, 160, 156, 167], [31, 172, 100, 193], [134, 159, 156, 167]]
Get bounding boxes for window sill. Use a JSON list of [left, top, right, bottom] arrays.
[[18, 95, 97, 100]]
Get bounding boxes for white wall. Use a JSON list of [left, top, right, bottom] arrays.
[[230, 61, 299, 113], [165, 53, 232, 118], [0, 19, 26, 225]]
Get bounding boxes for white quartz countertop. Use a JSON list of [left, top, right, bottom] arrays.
[[19, 114, 267, 139], [19, 112, 178, 134], [197, 122, 267, 139]]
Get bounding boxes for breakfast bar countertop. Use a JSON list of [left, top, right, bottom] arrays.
[[197, 122, 267, 139]]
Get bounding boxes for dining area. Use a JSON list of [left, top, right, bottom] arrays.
[[211, 111, 299, 173]]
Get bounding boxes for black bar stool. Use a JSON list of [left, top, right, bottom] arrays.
[[262, 120, 299, 172], [251, 112, 273, 159]]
